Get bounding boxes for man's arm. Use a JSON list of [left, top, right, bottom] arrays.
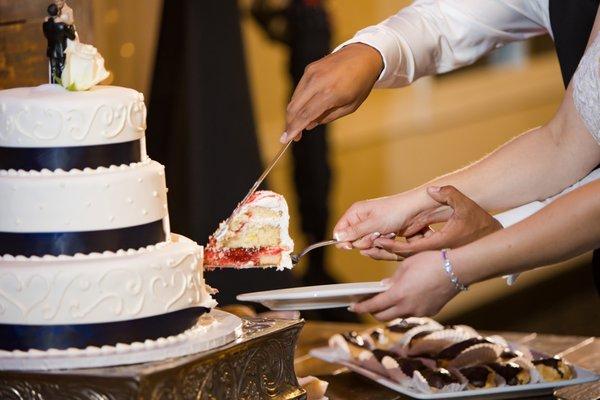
[[337, 0, 549, 88], [283, 0, 549, 140]]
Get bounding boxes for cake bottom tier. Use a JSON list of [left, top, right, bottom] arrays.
[[0, 306, 210, 352], [0, 234, 217, 351]]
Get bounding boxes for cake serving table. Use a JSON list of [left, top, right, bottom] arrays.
[[0, 317, 306, 400]]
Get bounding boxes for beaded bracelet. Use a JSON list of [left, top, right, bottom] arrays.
[[441, 249, 468, 292]]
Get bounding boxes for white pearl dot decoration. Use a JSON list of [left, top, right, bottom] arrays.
[[137, 178, 143, 183], [152, 191, 158, 197], [86, 201, 92, 208], [108, 215, 115, 222], [126, 197, 133, 204], [142, 209, 148, 215], [104, 183, 110, 189]]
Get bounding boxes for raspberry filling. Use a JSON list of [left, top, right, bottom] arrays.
[[205, 243, 284, 267]]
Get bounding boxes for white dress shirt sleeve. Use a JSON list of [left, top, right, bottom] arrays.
[[334, 0, 550, 88]]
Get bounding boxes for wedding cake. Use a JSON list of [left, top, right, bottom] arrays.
[[0, 83, 217, 352]]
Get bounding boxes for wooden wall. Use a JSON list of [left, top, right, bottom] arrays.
[[0, 0, 92, 89]]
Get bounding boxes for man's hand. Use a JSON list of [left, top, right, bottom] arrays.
[[281, 43, 383, 143], [370, 186, 503, 259]]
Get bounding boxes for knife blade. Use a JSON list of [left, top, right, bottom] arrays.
[[235, 139, 292, 212]]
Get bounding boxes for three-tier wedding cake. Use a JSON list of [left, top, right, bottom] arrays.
[[0, 84, 216, 352]]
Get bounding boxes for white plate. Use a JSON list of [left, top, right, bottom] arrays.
[[236, 281, 391, 310], [310, 346, 600, 400]]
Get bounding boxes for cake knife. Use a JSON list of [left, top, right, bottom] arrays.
[[238, 139, 293, 208]]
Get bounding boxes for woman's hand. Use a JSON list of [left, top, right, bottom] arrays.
[[281, 43, 383, 143], [333, 190, 433, 251], [366, 186, 503, 259], [351, 251, 460, 321]]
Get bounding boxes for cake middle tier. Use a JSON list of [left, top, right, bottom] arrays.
[[0, 234, 216, 326], [0, 160, 170, 257]]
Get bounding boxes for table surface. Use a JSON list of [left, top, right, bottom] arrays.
[[294, 321, 600, 400]]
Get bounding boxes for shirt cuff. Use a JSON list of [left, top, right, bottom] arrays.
[[493, 201, 545, 228], [333, 27, 409, 88]]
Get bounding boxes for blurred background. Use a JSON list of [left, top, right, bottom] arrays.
[[1, 0, 598, 335]]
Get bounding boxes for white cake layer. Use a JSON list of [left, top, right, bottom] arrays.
[[213, 190, 294, 250], [0, 84, 146, 148], [0, 159, 169, 233], [0, 234, 217, 325]]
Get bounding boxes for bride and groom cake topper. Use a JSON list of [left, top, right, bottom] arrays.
[[42, 1, 109, 91], [43, 1, 76, 83]]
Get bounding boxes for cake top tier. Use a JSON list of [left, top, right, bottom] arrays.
[[0, 84, 146, 148]]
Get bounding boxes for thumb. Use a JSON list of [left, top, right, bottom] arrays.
[[427, 185, 466, 209]]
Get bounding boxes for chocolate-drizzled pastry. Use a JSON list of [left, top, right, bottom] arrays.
[[397, 358, 429, 378], [533, 357, 573, 381], [371, 349, 398, 362], [499, 349, 523, 361], [419, 368, 462, 389], [387, 319, 424, 333], [459, 365, 496, 388], [379, 351, 430, 376], [487, 362, 531, 385], [406, 330, 437, 349], [369, 328, 389, 347], [342, 331, 373, 350], [437, 337, 490, 360]]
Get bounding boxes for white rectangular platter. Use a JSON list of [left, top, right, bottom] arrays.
[[310, 346, 599, 400]]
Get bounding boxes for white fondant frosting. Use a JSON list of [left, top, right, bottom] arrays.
[[0, 159, 168, 233], [0, 84, 147, 148], [0, 81, 217, 355], [0, 234, 216, 325]]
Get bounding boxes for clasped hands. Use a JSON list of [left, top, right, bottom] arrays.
[[333, 185, 502, 320]]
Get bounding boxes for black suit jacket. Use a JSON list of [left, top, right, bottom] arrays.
[[42, 18, 76, 59]]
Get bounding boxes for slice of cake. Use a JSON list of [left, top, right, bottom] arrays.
[[205, 190, 294, 270]]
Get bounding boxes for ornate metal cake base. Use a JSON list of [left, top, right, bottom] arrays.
[[0, 318, 306, 400]]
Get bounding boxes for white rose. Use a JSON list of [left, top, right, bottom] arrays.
[[61, 40, 110, 91]]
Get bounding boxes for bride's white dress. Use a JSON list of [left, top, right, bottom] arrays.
[[506, 31, 600, 286], [573, 31, 600, 143]]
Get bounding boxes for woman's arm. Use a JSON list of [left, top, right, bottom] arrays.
[[334, 85, 600, 246], [352, 178, 600, 320], [454, 178, 600, 284]]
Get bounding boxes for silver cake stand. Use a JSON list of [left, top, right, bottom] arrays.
[[0, 312, 306, 399]]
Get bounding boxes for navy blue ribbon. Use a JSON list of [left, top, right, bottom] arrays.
[[0, 219, 166, 257], [0, 140, 141, 171], [0, 307, 210, 351]]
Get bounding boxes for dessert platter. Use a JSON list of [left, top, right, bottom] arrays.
[[310, 317, 599, 399]]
